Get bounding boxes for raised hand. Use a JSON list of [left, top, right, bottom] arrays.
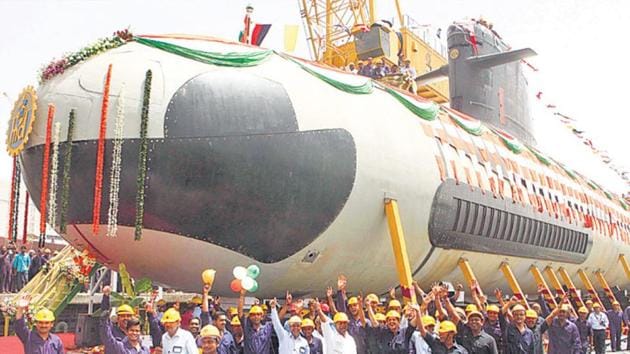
[[494, 288, 503, 301], [286, 291, 293, 305], [270, 298, 278, 309], [17, 294, 31, 309], [295, 298, 304, 310], [389, 288, 396, 299], [145, 301, 155, 314], [326, 286, 334, 298], [214, 296, 221, 306], [203, 284, 211, 294], [456, 283, 464, 291], [103, 285, 111, 296]]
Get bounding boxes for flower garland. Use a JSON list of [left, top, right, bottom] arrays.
[[22, 191, 30, 244], [92, 64, 113, 236], [135, 70, 152, 240], [39, 29, 132, 83], [11, 161, 22, 242], [47, 122, 61, 228], [7, 157, 17, 242], [39, 104, 55, 248], [59, 109, 76, 234], [107, 84, 126, 237]]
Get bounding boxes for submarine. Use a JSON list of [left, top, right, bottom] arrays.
[[10, 20, 630, 298]]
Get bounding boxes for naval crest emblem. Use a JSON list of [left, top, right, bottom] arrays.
[[6, 86, 37, 156]]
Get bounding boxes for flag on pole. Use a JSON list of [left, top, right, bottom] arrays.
[[284, 24, 299, 52], [251, 24, 272, 46]]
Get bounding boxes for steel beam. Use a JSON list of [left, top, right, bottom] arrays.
[[500, 262, 530, 308], [530, 265, 557, 310], [384, 198, 417, 305]]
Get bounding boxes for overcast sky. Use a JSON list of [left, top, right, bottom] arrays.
[[1, 0, 628, 196]]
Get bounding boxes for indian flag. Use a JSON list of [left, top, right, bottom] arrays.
[[444, 107, 486, 136], [492, 128, 525, 154]]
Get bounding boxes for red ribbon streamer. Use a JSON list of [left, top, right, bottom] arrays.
[[7, 157, 17, 242], [40, 104, 55, 240], [92, 64, 113, 235], [22, 191, 29, 244]]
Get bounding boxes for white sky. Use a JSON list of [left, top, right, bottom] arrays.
[[0, 0, 629, 202]]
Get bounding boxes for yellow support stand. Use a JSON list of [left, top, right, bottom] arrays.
[[530, 265, 557, 310], [499, 262, 530, 308], [619, 254, 630, 280], [557, 267, 585, 308], [458, 258, 485, 297], [543, 266, 566, 297], [594, 271, 617, 305], [577, 269, 606, 310], [384, 198, 417, 305]]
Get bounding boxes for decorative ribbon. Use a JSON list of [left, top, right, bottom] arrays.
[[107, 84, 126, 237], [22, 191, 29, 244], [48, 122, 61, 228], [7, 157, 17, 242], [39, 104, 55, 248], [59, 109, 76, 234]]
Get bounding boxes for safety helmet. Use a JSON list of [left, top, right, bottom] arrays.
[[231, 316, 241, 326], [438, 320, 457, 334], [117, 304, 135, 316], [347, 297, 359, 306], [465, 304, 478, 313], [467, 310, 484, 320], [34, 308, 55, 322], [333, 312, 349, 323], [486, 304, 500, 313], [578, 306, 589, 314], [156, 299, 167, 306], [161, 308, 182, 323], [228, 307, 238, 316], [592, 303, 601, 309], [559, 304, 571, 312], [525, 309, 538, 319], [301, 318, 315, 328], [421, 315, 436, 327], [190, 296, 202, 305], [511, 304, 526, 313], [388, 300, 401, 308], [385, 310, 401, 319], [366, 294, 379, 304], [612, 301, 620, 306], [287, 316, 302, 325], [261, 304, 268, 312], [374, 313, 386, 322], [248, 305, 264, 315], [300, 309, 310, 317], [200, 325, 221, 339], [585, 300, 593, 305]]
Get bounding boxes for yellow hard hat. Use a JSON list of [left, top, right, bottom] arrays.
[[333, 312, 349, 323], [300, 309, 310, 317], [161, 308, 181, 323], [438, 320, 457, 334], [366, 294, 379, 303], [117, 304, 135, 316], [34, 308, 55, 322], [613, 301, 620, 306], [465, 304, 478, 313], [388, 300, 401, 308], [467, 310, 484, 320], [592, 303, 601, 309], [347, 297, 359, 306], [156, 299, 167, 306], [512, 304, 526, 313], [249, 305, 264, 315], [190, 296, 202, 305], [287, 316, 302, 325], [586, 300, 593, 305], [228, 307, 238, 316], [578, 306, 589, 314], [200, 325, 221, 338], [261, 304, 268, 312], [374, 313, 386, 322], [559, 304, 571, 312], [385, 310, 401, 319], [525, 309, 538, 319], [486, 304, 500, 313], [231, 316, 241, 326], [421, 315, 436, 326], [301, 318, 315, 328]]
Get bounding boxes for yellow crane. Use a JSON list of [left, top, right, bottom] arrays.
[[298, 0, 449, 102]]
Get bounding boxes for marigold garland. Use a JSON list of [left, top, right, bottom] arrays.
[[107, 84, 126, 237], [48, 122, 61, 228], [135, 70, 152, 240], [22, 191, 30, 244], [59, 109, 76, 234], [92, 64, 113, 236], [7, 157, 17, 241], [39, 104, 55, 248]]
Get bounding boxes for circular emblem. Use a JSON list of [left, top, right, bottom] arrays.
[[6, 86, 37, 156], [449, 48, 460, 60]]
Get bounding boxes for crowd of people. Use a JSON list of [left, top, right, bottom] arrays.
[[12, 273, 630, 354], [0, 242, 54, 293], [345, 57, 418, 93]]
